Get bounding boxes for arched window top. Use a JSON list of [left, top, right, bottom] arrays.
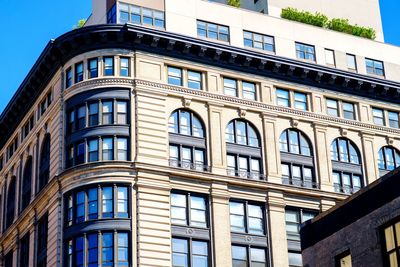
[[21, 156, 33, 211], [330, 138, 360, 164], [378, 146, 400, 171], [279, 129, 312, 156], [39, 134, 51, 192], [168, 109, 204, 138], [6, 177, 16, 229], [225, 120, 260, 147]]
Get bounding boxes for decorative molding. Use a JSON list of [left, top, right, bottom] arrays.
[[135, 79, 400, 136], [340, 127, 348, 137], [239, 108, 247, 118], [290, 118, 299, 128], [182, 97, 192, 108], [387, 136, 395, 145]]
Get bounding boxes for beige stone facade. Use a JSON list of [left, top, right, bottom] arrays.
[[1, 1, 400, 267]]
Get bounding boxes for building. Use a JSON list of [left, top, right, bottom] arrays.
[[300, 168, 400, 267], [0, 0, 400, 266]]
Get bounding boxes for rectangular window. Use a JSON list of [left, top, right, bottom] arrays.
[[75, 236, 84, 267], [67, 145, 74, 168], [89, 102, 99, 126], [343, 102, 355, 120], [66, 68, 72, 88], [76, 191, 85, 223], [5, 252, 13, 267], [243, 30, 275, 52], [77, 105, 86, 130], [168, 67, 183, 86], [171, 192, 207, 228], [388, 111, 399, 128], [117, 233, 129, 266], [372, 108, 384, 125], [336, 251, 352, 267], [68, 110, 75, 134], [37, 214, 48, 267], [232, 246, 247, 267], [102, 187, 113, 218], [286, 208, 317, 267], [88, 188, 98, 220], [224, 78, 238, 97], [325, 49, 335, 66], [172, 238, 209, 267], [230, 201, 264, 235], [119, 3, 129, 23], [117, 137, 128, 161], [188, 70, 202, 90], [20, 234, 30, 267], [102, 233, 114, 266], [88, 233, 98, 266], [88, 139, 99, 162], [102, 137, 114, 160], [197, 20, 229, 42], [346, 54, 357, 71], [276, 89, 290, 107], [383, 221, 400, 267], [232, 246, 267, 267], [88, 58, 98, 78], [120, 57, 130, 77], [75, 62, 84, 83], [104, 57, 114, 76], [242, 82, 256, 100], [295, 42, 316, 62], [117, 101, 128, 124], [117, 187, 129, 218], [76, 142, 85, 165], [294, 92, 307, 110], [102, 101, 113, 124], [366, 58, 384, 76], [326, 99, 339, 117]]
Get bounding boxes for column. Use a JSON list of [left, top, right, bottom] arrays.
[[208, 103, 226, 175], [262, 113, 280, 183], [211, 182, 232, 267], [361, 132, 378, 185], [312, 123, 332, 191], [136, 171, 171, 267], [267, 190, 289, 267]]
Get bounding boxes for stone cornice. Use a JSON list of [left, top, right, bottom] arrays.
[[2, 23, 400, 150]]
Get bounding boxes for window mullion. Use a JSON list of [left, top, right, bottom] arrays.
[[245, 202, 249, 234], [187, 194, 191, 226], [98, 185, 102, 219]]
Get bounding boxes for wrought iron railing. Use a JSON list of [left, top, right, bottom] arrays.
[[169, 159, 211, 172], [226, 169, 267, 181], [333, 184, 361, 195], [282, 178, 320, 189]]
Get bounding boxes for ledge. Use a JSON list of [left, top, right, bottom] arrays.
[[2, 24, 400, 150]]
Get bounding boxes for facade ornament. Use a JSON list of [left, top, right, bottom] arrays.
[[290, 118, 299, 128], [239, 108, 247, 118], [340, 127, 348, 137], [387, 136, 395, 145], [182, 97, 192, 108]]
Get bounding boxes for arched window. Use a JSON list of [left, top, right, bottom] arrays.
[[38, 134, 50, 192], [330, 138, 363, 194], [378, 146, 400, 174], [225, 120, 263, 179], [5, 177, 16, 229], [279, 129, 315, 188], [21, 156, 33, 211], [168, 109, 207, 171]]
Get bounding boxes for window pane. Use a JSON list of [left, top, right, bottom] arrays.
[[236, 121, 247, 145], [168, 67, 182, 86], [251, 248, 266, 266], [224, 78, 237, 97], [243, 82, 256, 100], [102, 233, 114, 266], [188, 71, 202, 90], [172, 238, 188, 267], [276, 89, 289, 107], [192, 241, 208, 267], [226, 122, 235, 143], [294, 92, 307, 110], [102, 138, 114, 160], [117, 187, 128, 217], [232, 246, 247, 263], [102, 187, 113, 217], [289, 130, 300, 154], [327, 99, 338, 117], [347, 54, 356, 70], [180, 111, 190, 135], [117, 138, 128, 161], [288, 252, 302, 266], [230, 202, 245, 232]]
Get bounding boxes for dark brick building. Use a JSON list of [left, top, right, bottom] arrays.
[[301, 168, 400, 267]]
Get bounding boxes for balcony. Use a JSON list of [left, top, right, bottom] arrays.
[[282, 178, 320, 189], [333, 183, 361, 195], [169, 159, 211, 172], [226, 169, 267, 181]]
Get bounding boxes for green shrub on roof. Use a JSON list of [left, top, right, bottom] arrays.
[[281, 7, 376, 40]]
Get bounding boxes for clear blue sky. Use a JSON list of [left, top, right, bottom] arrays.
[[0, 0, 399, 114]]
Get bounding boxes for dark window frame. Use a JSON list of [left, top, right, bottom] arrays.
[[243, 30, 275, 53], [229, 200, 266, 235], [295, 42, 316, 62], [197, 20, 230, 42]]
